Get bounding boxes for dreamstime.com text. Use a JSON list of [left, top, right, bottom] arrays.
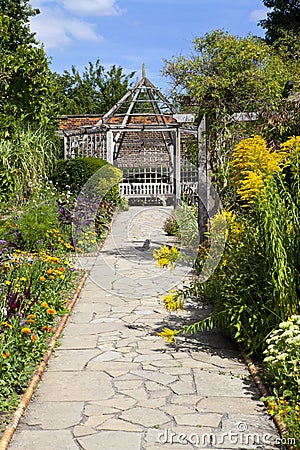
[[157, 423, 296, 447]]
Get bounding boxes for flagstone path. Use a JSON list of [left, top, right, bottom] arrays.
[[9, 207, 283, 449]]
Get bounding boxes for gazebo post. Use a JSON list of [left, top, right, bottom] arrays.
[[174, 128, 181, 205], [106, 130, 114, 164], [197, 115, 209, 244]]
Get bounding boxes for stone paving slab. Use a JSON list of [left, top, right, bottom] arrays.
[[9, 207, 283, 450]]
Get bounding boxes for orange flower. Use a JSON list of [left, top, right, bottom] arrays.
[[2, 352, 10, 358], [47, 268, 53, 274], [41, 302, 49, 308], [41, 326, 53, 332], [59, 267, 65, 272], [31, 334, 37, 342], [21, 327, 31, 334], [27, 314, 36, 319], [27, 319, 35, 323], [40, 276, 46, 282], [47, 308, 56, 315]]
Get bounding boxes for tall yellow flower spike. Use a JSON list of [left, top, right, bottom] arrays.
[[230, 136, 286, 203]]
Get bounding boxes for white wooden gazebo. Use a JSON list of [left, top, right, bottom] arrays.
[[61, 66, 198, 205]]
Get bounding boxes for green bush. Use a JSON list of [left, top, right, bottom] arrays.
[[263, 315, 300, 400], [163, 216, 179, 236], [51, 157, 108, 194]]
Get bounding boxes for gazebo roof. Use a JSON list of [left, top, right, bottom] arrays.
[[96, 64, 180, 128]]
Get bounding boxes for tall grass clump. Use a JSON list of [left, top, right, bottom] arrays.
[[0, 127, 57, 205]]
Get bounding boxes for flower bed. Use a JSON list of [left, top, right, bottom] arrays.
[[0, 242, 78, 426]]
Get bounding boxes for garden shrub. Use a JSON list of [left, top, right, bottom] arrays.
[[163, 216, 179, 236], [263, 315, 300, 400], [262, 315, 300, 445], [51, 157, 109, 194]]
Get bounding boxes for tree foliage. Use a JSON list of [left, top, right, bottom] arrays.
[[260, 0, 300, 46], [54, 61, 135, 115], [162, 30, 300, 190], [0, 0, 55, 137], [163, 30, 292, 115]]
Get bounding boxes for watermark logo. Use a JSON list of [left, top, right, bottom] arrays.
[[157, 423, 296, 447]]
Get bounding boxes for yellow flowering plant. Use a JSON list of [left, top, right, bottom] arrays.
[[153, 245, 180, 270], [230, 135, 287, 204], [162, 291, 184, 312]]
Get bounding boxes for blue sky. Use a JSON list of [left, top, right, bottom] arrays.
[[30, 0, 269, 94]]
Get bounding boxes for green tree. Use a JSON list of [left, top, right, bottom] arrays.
[[0, 0, 55, 137], [259, 0, 300, 46], [54, 60, 135, 115], [162, 30, 299, 191], [163, 30, 291, 116], [0, 0, 39, 50]]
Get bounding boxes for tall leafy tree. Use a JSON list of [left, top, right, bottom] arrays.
[[163, 30, 291, 116], [162, 30, 299, 190], [259, 0, 300, 45], [54, 60, 135, 115], [0, 0, 55, 137]]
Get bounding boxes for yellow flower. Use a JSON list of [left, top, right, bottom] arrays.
[[21, 327, 31, 334], [157, 327, 179, 344], [5, 280, 11, 285], [41, 302, 49, 308], [40, 276, 46, 282], [1, 322, 12, 329], [153, 245, 179, 270], [163, 292, 184, 312]]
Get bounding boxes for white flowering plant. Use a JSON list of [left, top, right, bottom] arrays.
[[263, 315, 300, 400]]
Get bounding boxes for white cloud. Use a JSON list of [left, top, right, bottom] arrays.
[[249, 9, 268, 23], [31, 0, 124, 17], [31, 0, 125, 16], [30, 0, 124, 49], [31, 6, 103, 49], [62, 0, 124, 16]]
